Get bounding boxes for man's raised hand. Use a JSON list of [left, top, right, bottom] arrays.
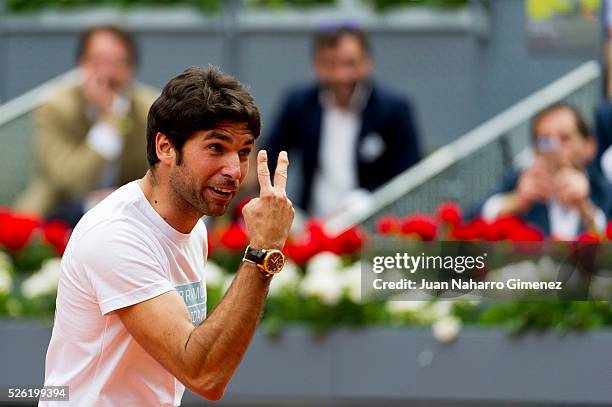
[[242, 150, 295, 250]]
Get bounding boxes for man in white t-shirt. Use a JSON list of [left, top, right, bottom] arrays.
[[40, 66, 295, 406]]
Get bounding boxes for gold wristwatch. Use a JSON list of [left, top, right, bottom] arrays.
[[243, 246, 285, 277]]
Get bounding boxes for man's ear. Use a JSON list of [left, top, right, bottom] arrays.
[[155, 132, 175, 165]]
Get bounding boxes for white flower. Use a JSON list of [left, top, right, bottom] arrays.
[[204, 260, 228, 289], [305, 252, 343, 275], [269, 260, 300, 297], [589, 271, 612, 300], [487, 260, 541, 284], [300, 266, 343, 306], [300, 252, 346, 305], [432, 315, 461, 343], [341, 261, 363, 303], [385, 299, 429, 315], [0, 270, 12, 295], [536, 256, 561, 281], [428, 301, 453, 320], [21, 258, 61, 299]]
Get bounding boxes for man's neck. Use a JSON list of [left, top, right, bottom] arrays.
[[320, 82, 371, 112], [140, 171, 201, 234]]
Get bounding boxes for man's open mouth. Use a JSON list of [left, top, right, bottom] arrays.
[[209, 186, 234, 196]]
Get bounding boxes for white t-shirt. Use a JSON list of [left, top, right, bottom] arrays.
[[40, 181, 208, 407]]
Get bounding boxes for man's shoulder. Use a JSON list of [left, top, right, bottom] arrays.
[[282, 83, 320, 106], [369, 82, 413, 108], [37, 82, 83, 117], [74, 183, 146, 239]]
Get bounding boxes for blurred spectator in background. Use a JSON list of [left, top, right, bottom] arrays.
[[14, 25, 156, 226], [603, 0, 612, 98], [595, 98, 612, 182], [264, 24, 421, 218], [481, 103, 612, 239]]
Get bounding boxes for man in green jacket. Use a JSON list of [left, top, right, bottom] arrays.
[[15, 25, 156, 225]]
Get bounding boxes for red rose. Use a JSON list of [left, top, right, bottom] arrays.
[[329, 226, 368, 255], [483, 216, 523, 241], [437, 202, 462, 225], [507, 224, 544, 242], [284, 239, 320, 266], [41, 220, 71, 255], [401, 214, 437, 241], [219, 222, 249, 251], [450, 218, 487, 240], [305, 220, 331, 248], [482, 216, 543, 241], [577, 232, 601, 242], [606, 221, 612, 240], [376, 215, 401, 235], [283, 220, 332, 264], [0, 211, 41, 252]]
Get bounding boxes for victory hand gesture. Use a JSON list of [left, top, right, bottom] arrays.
[[242, 150, 295, 250]]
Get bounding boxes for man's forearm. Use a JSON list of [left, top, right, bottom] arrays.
[[183, 261, 270, 397]]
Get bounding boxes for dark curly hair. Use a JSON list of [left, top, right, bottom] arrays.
[[146, 66, 261, 167]]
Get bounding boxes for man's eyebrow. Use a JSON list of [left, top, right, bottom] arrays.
[[203, 132, 232, 142], [203, 132, 255, 145]]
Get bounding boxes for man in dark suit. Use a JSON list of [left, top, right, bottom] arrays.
[[594, 100, 612, 182], [264, 25, 421, 217], [481, 103, 612, 239]]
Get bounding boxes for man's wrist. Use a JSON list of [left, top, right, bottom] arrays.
[[247, 241, 283, 251], [240, 260, 274, 282]]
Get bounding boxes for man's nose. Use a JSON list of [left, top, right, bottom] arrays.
[[221, 154, 242, 180]]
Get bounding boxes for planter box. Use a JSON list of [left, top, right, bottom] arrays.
[[0, 320, 610, 406]]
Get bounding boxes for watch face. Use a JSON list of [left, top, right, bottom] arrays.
[[264, 251, 285, 274]]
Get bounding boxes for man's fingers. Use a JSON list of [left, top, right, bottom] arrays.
[[274, 151, 289, 194], [257, 150, 273, 195]]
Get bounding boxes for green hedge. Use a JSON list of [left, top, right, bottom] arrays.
[[7, 0, 222, 13], [7, 0, 471, 14]]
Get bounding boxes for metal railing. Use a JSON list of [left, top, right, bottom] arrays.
[[326, 61, 602, 234], [0, 70, 77, 206]]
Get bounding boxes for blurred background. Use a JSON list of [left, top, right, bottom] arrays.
[[1, 0, 612, 406], [0, 0, 600, 153]]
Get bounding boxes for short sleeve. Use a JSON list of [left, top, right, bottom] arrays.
[[76, 220, 174, 315]]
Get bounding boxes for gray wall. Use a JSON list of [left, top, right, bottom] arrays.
[[2, 321, 611, 406], [0, 0, 601, 152]]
